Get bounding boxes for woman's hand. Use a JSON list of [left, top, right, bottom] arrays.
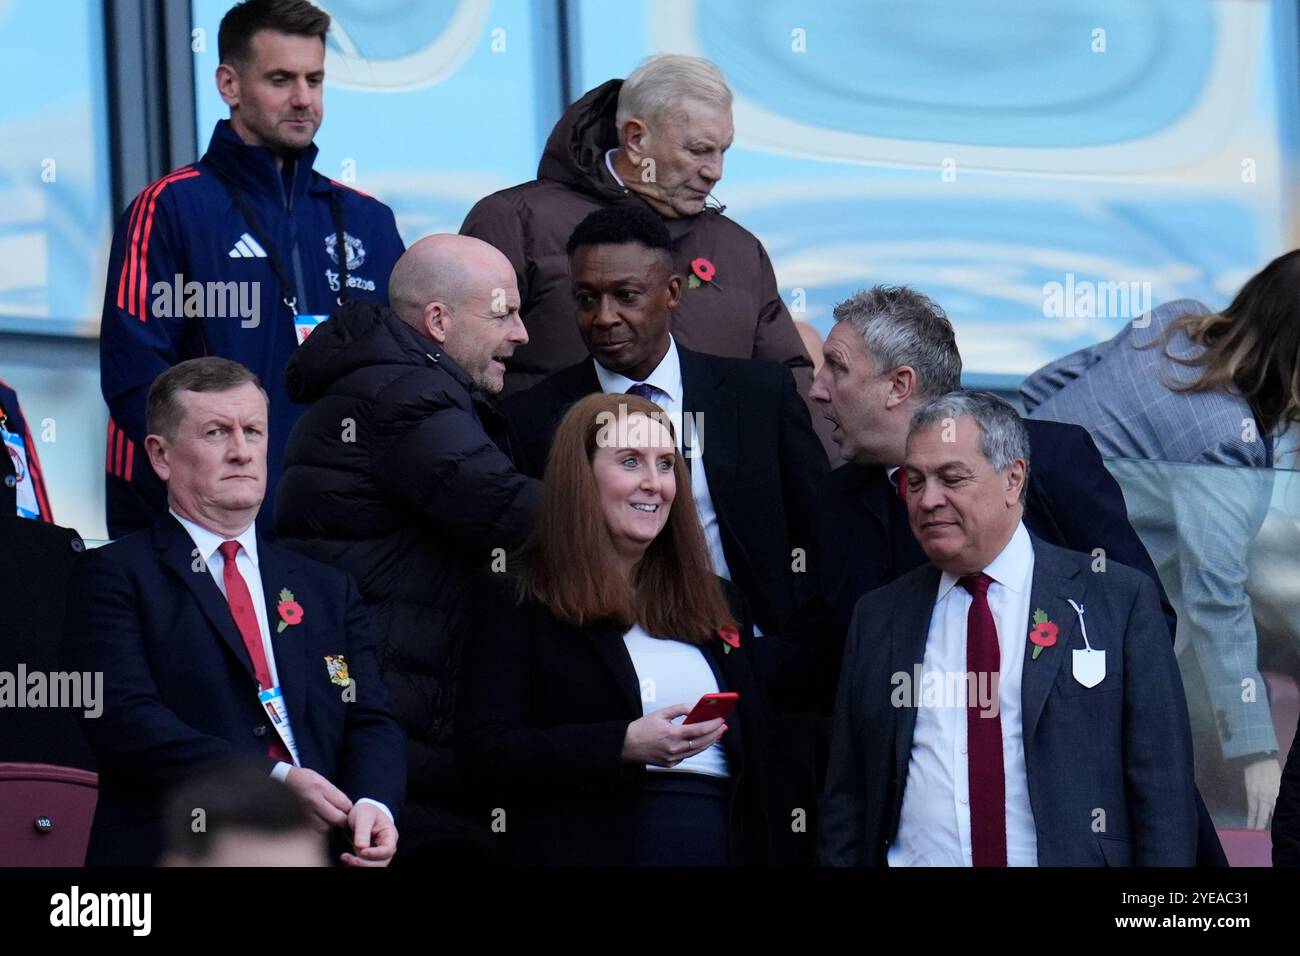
[[622, 703, 727, 767]]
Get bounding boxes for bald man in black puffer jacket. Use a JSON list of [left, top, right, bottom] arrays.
[[276, 235, 540, 864]]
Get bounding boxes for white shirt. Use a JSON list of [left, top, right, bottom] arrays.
[[169, 509, 393, 823], [888, 522, 1038, 866], [593, 337, 734, 583], [623, 624, 730, 778], [171, 509, 281, 690]]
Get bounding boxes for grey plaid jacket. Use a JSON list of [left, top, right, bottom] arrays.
[[1021, 299, 1278, 761]]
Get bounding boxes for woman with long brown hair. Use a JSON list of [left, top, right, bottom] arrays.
[[455, 392, 787, 865]]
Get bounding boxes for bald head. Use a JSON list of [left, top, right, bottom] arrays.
[[388, 234, 526, 395], [389, 234, 515, 328]]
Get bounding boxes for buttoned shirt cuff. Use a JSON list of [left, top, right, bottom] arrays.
[[270, 761, 293, 783], [356, 797, 395, 824]]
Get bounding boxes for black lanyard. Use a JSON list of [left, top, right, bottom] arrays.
[[204, 160, 349, 315]]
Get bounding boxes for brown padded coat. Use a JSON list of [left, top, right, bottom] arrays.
[[460, 79, 833, 449]]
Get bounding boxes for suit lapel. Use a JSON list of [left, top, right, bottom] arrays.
[[583, 621, 643, 716], [699, 634, 746, 776], [854, 464, 893, 532], [678, 346, 736, 489], [1020, 538, 1086, 744], [154, 516, 255, 681], [892, 566, 941, 788], [259, 539, 306, 737], [563, 359, 602, 402]]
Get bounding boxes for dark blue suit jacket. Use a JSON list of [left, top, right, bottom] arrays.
[[61, 514, 406, 866], [820, 537, 1198, 866]]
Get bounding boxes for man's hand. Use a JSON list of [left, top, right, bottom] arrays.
[[342, 802, 398, 867], [284, 767, 352, 832], [1244, 756, 1282, 830]]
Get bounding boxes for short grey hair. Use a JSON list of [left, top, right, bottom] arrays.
[[908, 390, 1030, 502], [832, 286, 962, 398], [616, 54, 733, 132]]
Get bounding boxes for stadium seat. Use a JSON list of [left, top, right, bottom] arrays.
[[0, 762, 97, 867]]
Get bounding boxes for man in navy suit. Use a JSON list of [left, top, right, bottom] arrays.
[[821, 391, 1197, 866], [63, 357, 405, 866]]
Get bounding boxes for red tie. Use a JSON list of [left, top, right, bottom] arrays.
[[218, 540, 293, 764], [958, 572, 1007, 867]]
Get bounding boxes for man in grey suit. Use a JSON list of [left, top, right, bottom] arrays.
[[821, 391, 1197, 866], [1022, 298, 1279, 830]]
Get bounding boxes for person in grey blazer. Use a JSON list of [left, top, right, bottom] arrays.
[[1021, 259, 1300, 830], [821, 392, 1197, 866]]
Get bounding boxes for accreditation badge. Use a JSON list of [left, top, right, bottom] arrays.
[[294, 314, 330, 345], [1, 424, 39, 519], [258, 685, 301, 765]]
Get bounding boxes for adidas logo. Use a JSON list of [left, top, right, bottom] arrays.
[[227, 232, 267, 258]]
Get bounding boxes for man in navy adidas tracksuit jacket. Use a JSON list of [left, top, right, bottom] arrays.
[[100, 0, 404, 539]]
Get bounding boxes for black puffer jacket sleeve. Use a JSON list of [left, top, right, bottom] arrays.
[[369, 366, 540, 556]]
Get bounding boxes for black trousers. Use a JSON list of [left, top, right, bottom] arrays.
[[633, 772, 732, 866]]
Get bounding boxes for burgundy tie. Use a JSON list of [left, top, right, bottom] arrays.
[[958, 572, 1007, 867], [218, 541, 293, 764], [626, 383, 657, 402]]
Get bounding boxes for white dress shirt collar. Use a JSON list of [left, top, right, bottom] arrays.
[[592, 335, 683, 407], [169, 508, 260, 568], [935, 521, 1033, 603]]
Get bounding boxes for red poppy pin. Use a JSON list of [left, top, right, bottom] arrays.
[[687, 257, 717, 289], [1028, 608, 1058, 660], [276, 588, 304, 633], [717, 624, 740, 655]]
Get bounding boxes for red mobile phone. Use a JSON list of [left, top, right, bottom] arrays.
[[683, 692, 739, 725]]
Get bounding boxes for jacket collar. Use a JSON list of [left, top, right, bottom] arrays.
[[553, 359, 603, 402], [582, 619, 643, 716], [1020, 537, 1088, 744], [152, 513, 303, 726], [202, 118, 320, 203], [427, 346, 484, 405], [828, 460, 894, 530], [380, 311, 482, 401]]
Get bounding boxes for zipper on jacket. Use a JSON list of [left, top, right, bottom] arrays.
[[280, 159, 310, 311]]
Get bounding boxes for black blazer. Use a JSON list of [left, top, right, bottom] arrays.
[[784, 416, 1179, 713], [454, 574, 790, 866], [503, 345, 829, 633], [61, 515, 407, 866], [1, 516, 95, 770]]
